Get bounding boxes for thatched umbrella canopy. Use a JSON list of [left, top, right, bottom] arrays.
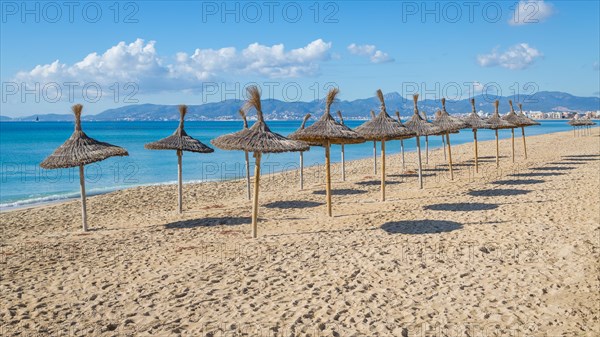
[[288, 113, 313, 190], [462, 98, 492, 172], [517, 103, 540, 126], [211, 86, 308, 238], [145, 105, 214, 213], [289, 88, 364, 216], [501, 100, 528, 163], [336, 111, 347, 181], [404, 94, 442, 189], [486, 100, 515, 167], [356, 89, 415, 201], [394, 110, 408, 171], [433, 98, 467, 180], [568, 117, 582, 136], [40, 104, 129, 231]]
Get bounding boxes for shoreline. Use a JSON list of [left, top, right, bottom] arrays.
[[2, 125, 597, 212]]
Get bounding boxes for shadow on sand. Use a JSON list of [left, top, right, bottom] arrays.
[[492, 179, 545, 186], [381, 220, 463, 234], [355, 180, 402, 186], [313, 188, 368, 196], [423, 202, 498, 212], [264, 200, 324, 209], [531, 166, 574, 171], [509, 172, 565, 177], [165, 217, 251, 229], [547, 161, 585, 165], [467, 189, 531, 197], [562, 154, 600, 158]]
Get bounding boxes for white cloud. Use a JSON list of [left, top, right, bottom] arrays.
[[477, 43, 542, 70], [509, 0, 554, 26], [347, 43, 394, 64], [14, 38, 333, 93]]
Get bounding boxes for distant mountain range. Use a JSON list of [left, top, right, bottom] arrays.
[[3, 91, 599, 122]]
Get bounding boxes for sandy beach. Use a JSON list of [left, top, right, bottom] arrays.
[[1, 129, 599, 336]]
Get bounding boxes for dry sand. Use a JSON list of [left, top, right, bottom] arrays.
[[1, 129, 599, 336]]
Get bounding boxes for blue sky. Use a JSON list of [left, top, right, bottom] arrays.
[[1, 0, 599, 117]]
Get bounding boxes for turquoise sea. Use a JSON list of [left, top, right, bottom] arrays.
[[0, 119, 591, 210]]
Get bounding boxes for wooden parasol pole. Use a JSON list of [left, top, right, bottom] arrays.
[[79, 165, 88, 231], [416, 136, 423, 189], [244, 151, 251, 199], [325, 141, 332, 216], [425, 136, 429, 165], [446, 133, 454, 180], [495, 129, 500, 168], [442, 135, 447, 161], [251, 152, 262, 238], [299, 151, 304, 190], [511, 128, 515, 163], [341, 144, 346, 181], [177, 150, 183, 213], [372, 141, 377, 174], [521, 127, 528, 159], [381, 140, 386, 201], [400, 140, 405, 171], [473, 129, 479, 173]]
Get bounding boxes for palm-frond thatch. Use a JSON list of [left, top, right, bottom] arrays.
[[211, 87, 309, 153], [501, 100, 528, 127], [145, 105, 214, 213], [432, 98, 466, 181], [145, 105, 214, 153], [288, 113, 314, 190], [289, 88, 365, 145], [40, 104, 128, 169], [463, 98, 491, 173], [355, 90, 415, 201], [517, 103, 540, 126], [210, 86, 308, 238], [395, 110, 408, 171], [39, 104, 129, 232], [486, 100, 515, 129], [463, 98, 492, 129], [288, 114, 319, 146], [433, 98, 467, 132], [355, 89, 415, 141], [288, 88, 364, 217], [404, 95, 442, 136]]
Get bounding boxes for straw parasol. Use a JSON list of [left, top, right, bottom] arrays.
[[145, 105, 214, 213], [462, 98, 492, 172], [394, 110, 407, 171], [568, 117, 581, 136], [433, 98, 467, 180], [420, 110, 430, 165], [355, 89, 415, 201], [289, 88, 365, 216], [288, 113, 313, 190], [211, 86, 308, 238], [40, 104, 128, 231], [486, 100, 515, 167], [336, 111, 347, 181], [583, 118, 597, 135], [238, 109, 251, 199], [501, 100, 527, 163], [370, 110, 377, 174], [404, 94, 442, 189]]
